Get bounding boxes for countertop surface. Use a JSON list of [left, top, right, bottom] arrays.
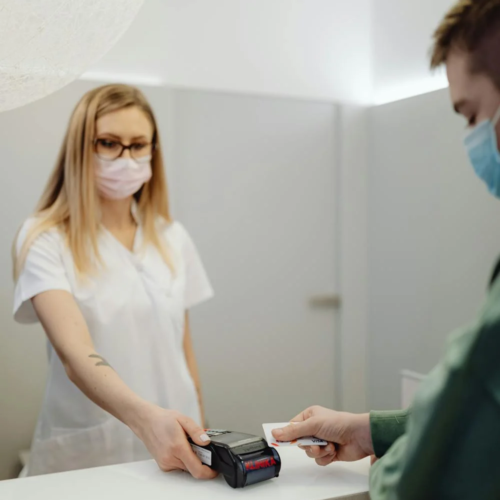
[[0, 447, 370, 500]]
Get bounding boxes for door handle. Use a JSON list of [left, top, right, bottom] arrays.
[[309, 294, 342, 309]]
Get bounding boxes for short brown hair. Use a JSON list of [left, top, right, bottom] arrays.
[[431, 0, 500, 85]]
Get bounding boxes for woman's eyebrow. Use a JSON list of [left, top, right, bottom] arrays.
[[96, 133, 150, 141], [96, 133, 122, 140]]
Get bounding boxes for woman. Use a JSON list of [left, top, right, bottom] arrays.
[[13, 84, 217, 480]]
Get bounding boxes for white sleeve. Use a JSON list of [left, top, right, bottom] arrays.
[[176, 223, 214, 310], [13, 221, 72, 324]]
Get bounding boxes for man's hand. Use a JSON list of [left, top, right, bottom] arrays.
[[272, 406, 374, 466], [135, 405, 218, 479]]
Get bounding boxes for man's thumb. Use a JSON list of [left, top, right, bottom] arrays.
[[272, 420, 316, 442]]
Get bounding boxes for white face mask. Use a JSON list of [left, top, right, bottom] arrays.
[[95, 155, 152, 200]]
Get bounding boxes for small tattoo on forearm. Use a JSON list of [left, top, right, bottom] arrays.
[[89, 354, 113, 369]]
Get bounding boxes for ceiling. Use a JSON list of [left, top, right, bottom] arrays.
[[83, 0, 456, 105]]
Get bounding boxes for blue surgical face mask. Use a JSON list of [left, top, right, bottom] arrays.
[[464, 106, 500, 197]]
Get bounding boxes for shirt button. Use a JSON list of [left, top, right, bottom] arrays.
[[135, 262, 144, 272]]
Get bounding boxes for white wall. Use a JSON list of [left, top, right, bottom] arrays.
[[169, 89, 341, 432], [371, 0, 455, 103], [85, 0, 373, 104], [367, 89, 500, 410]]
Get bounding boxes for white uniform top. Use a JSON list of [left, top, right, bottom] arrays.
[[13, 209, 213, 477]]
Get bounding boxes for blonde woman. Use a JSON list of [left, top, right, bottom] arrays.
[[13, 84, 217, 480]]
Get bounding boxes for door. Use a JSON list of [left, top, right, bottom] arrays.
[[167, 89, 338, 435]]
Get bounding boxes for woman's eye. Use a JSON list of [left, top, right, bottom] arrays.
[[132, 143, 147, 151], [99, 139, 118, 149]]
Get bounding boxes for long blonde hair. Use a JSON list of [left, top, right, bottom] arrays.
[[13, 84, 173, 280]]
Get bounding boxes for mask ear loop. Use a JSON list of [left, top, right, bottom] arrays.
[[492, 105, 500, 160]]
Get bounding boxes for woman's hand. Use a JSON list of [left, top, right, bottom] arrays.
[[133, 404, 218, 480], [272, 406, 374, 466]]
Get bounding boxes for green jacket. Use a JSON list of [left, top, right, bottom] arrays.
[[368, 271, 500, 500]]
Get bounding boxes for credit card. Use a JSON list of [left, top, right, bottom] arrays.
[[262, 422, 327, 447]]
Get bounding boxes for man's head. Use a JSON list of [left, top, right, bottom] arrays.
[[431, 0, 500, 129]]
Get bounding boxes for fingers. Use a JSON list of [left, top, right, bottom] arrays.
[[158, 456, 185, 472], [290, 406, 316, 423], [300, 443, 335, 459], [301, 448, 337, 466], [298, 442, 337, 467], [177, 443, 218, 480], [177, 415, 211, 447], [158, 438, 217, 479], [174, 415, 217, 480], [272, 419, 317, 442], [316, 453, 337, 467]]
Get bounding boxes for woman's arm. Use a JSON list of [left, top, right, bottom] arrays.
[[183, 313, 206, 426], [33, 290, 216, 479]]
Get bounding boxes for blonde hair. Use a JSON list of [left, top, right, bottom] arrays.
[[431, 0, 500, 87], [13, 84, 173, 280]]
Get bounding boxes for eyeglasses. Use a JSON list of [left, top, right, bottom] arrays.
[[94, 138, 156, 162]]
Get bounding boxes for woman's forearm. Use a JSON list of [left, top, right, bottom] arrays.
[[63, 344, 153, 434], [32, 290, 154, 437]]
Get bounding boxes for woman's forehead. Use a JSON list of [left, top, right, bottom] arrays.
[[96, 106, 154, 139]]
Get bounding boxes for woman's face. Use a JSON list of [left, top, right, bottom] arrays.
[[95, 106, 154, 160]]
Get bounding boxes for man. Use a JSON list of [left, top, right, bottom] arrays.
[[273, 1, 500, 498]]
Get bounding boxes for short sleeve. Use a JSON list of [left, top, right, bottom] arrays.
[[14, 220, 72, 324], [175, 222, 214, 310]]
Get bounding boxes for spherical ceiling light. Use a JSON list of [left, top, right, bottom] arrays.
[[0, 0, 145, 112]]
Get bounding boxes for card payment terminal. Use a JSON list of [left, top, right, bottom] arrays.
[[189, 429, 281, 488]]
